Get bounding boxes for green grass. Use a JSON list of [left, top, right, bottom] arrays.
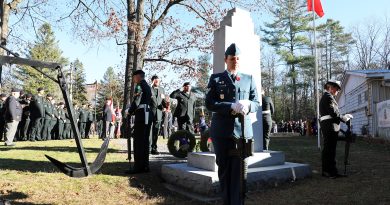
[[1, 134, 389, 205]]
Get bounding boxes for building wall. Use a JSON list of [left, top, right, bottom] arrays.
[[370, 80, 390, 138], [339, 75, 369, 135]]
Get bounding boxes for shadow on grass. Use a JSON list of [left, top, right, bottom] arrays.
[[1, 191, 52, 205]]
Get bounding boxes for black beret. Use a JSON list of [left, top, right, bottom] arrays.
[[151, 75, 159, 81], [0, 93, 7, 98], [225, 43, 241, 57], [46, 94, 53, 98], [183, 82, 191, 87], [37, 87, 44, 92], [132, 70, 145, 76], [25, 93, 33, 98], [11, 88, 21, 93], [325, 79, 341, 90], [58, 102, 65, 105]]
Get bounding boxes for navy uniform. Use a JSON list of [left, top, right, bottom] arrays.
[[29, 88, 45, 141], [262, 90, 274, 150], [78, 104, 88, 139], [19, 94, 32, 141], [42, 95, 54, 140], [149, 75, 166, 154], [63, 108, 72, 139], [205, 43, 260, 205], [57, 103, 66, 140], [320, 80, 352, 178], [127, 70, 153, 174], [170, 82, 196, 133]]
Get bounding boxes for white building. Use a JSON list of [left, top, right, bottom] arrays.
[[337, 69, 390, 140]]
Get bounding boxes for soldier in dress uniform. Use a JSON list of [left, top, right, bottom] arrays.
[[85, 104, 94, 138], [0, 93, 8, 141], [19, 93, 32, 141], [29, 88, 45, 141], [149, 75, 166, 154], [63, 106, 72, 139], [205, 43, 260, 205], [126, 70, 152, 174], [78, 103, 88, 139], [261, 88, 274, 150], [320, 79, 353, 178], [42, 94, 54, 140], [4, 88, 23, 146], [57, 102, 66, 140], [170, 82, 196, 133]]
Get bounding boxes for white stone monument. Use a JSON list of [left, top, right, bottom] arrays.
[[213, 7, 263, 151], [161, 8, 311, 202]]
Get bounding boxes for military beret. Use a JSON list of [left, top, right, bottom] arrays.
[[25, 93, 33, 98], [151, 75, 159, 81], [37, 87, 44, 92], [46, 94, 53, 98], [183, 82, 191, 87], [132, 70, 145, 76], [0, 93, 7, 98], [11, 88, 21, 93], [325, 79, 341, 90], [58, 102, 65, 105], [225, 43, 241, 57]]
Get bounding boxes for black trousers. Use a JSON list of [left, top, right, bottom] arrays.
[[321, 127, 339, 175], [262, 115, 272, 150], [0, 119, 5, 141], [149, 120, 161, 151], [213, 137, 246, 205], [177, 116, 194, 133], [30, 118, 44, 141], [133, 121, 151, 171]]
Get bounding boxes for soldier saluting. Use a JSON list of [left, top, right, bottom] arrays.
[[320, 80, 353, 178], [126, 70, 153, 174], [205, 43, 260, 205]]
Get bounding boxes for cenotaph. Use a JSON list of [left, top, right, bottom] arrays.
[[161, 8, 311, 202]]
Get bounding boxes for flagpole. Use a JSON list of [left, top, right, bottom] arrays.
[[312, 0, 321, 150]]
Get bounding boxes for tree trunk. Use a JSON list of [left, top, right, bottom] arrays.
[[122, 0, 135, 115]]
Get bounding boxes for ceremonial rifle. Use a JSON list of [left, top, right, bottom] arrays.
[[0, 50, 109, 178], [338, 119, 356, 175]]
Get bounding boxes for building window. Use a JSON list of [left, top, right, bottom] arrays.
[[364, 90, 368, 101], [358, 93, 362, 105]]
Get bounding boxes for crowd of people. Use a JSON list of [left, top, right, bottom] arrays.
[[275, 119, 318, 136], [0, 87, 99, 146]]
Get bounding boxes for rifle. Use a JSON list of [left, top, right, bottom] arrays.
[[125, 115, 134, 162], [338, 119, 356, 175], [238, 114, 253, 204]]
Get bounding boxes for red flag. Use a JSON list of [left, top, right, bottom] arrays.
[[308, 0, 324, 17]]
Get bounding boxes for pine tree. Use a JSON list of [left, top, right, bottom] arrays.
[[71, 59, 88, 105], [96, 67, 123, 117], [317, 19, 355, 80], [262, 0, 313, 120], [15, 23, 68, 97]]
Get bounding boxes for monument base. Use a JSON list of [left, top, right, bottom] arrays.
[[161, 152, 312, 201]]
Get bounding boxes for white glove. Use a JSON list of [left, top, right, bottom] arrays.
[[238, 100, 251, 115], [342, 113, 353, 122], [231, 102, 241, 114]]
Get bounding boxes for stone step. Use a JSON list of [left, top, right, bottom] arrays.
[[187, 151, 285, 172], [161, 161, 311, 197]]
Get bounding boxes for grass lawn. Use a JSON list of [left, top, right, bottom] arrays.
[[1, 134, 389, 205]]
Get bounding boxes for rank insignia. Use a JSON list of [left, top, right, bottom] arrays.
[[220, 94, 224, 99]]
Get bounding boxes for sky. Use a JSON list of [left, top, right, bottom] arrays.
[[56, 0, 390, 83]]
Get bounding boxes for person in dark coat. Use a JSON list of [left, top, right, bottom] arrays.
[[0, 93, 8, 141], [63, 107, 72, 139], [19, 93, 32, 141], [41, 94, 54, 140], [205, 43, 260, 205], [149, 75, 166, 154], [56, 102, 66, 140], [29, 88, 45, 141], [261, 88, 274, 150], [102, 98, 114, 139], [320, 79, 353, 178], [170, 82, 196, 133], [85, 104, 94, 138], [126, 70, 153, 174], [4, 88, 23, 146]]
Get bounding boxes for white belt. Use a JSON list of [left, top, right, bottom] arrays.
[[320, 115, 332, 122], [262, 110, 271, 114], [138, 104, 149, 109]]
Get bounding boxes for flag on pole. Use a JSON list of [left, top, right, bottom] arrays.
[[308, 0, 324, 17]]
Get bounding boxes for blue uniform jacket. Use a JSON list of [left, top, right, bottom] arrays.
[[205, 70, 260, 139]]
